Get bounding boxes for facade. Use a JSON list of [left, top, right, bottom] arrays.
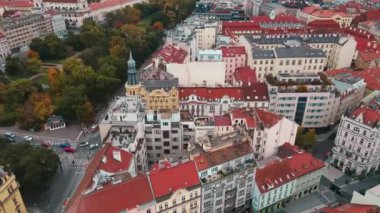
[[267, 73, 340, 128], [126, 66, 179, 111], [198, 50, 222, 62], [194, 23, 218, 53], [0, 167, 27, 213], [48, 12, 68, 38], [0, 34, 10, 61], [179, 83, 269, 117], [144, 109, 186, 164], [166, 62, 226, 87], [331, 101, 380, 177], [191, 140, 255, 213], [149, 161, 201, 213], [0, 13, 53, 52], [230, 108, 298, 160], [351, 184, 380, 207], [220, 46, 247, 84], [252, 151, 325, 213]]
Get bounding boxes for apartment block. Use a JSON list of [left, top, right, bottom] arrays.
[[252, 149, 325, 213], [267, 73, 340, 128], [193, 22, 218, 53], [179, 83, 269, 117], [0, 34, 10, 61], [149, 161, 201, 213], [331, 98, 380, 177], [220, 46, 247, 84], [144, 109, 185, 164], [297, 6, 353, 28], [0, 167, 27, 213], [230, 108, 298, 160], [240, 34, 356, 77], [191, 138, 255, 213]]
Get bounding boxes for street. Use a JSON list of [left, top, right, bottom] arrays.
[[0, 129, 102, 213]]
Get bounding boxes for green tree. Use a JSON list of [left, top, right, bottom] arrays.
[[0, 141, 59, 194], [295, 128, 316, 151], [64, 31, 85, 52], [55, 86, 87, 120], [80, 19, 105, 48], [30, 38, 50, 59], [5, 56, 25, 76]]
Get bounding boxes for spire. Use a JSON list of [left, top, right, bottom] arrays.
[[127, 50, 138, 85]]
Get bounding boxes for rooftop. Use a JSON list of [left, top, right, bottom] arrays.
[[65, 175, 154, 213], [351, 107, 380, 128], [234, 66, 257, 85], [155, 44, 188, 64], [0, 0, 33, 8], [319, 204, 380, 213], [325, 68, 380, 91], [220, 46, 246, 57], [230, 108, 282, 129], [149, 161, 200, 199], [214, 115, 232, 126], [275, 46, 326, 58], [256, 152, 325, 194]]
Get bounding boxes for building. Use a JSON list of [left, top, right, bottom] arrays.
[[233, 66, 257, 86], [351, 184, 380, 207], [144, 109, 186, 164], [252, 151, 325, 213], [0, 13, 53, 52], [191, 139, 255, 213], [179, 83, 269, 117], [240, 34, 356, 80], [319, 204, 380, 213], [45, 115, 66, 131], [0, 167, 27, 213], [331, 99, 380, 177], [193, 115, 235, 142], [198, 49, 222, 62], [152, 44, 188, 66], [230, 108, 298, 160], [266, 73, 342, 128], [297, 6, 353, 28], [166, 61, 226, 87], [64, 144, 154, 213], [194, 22, 218, 53], [0, 33, 10, 61], [325, 68, 380, 92], [149, 161, 201, 213], [46, 10, 68, 38], [126, 66, 179, 111], [220, 46, 247, 84]]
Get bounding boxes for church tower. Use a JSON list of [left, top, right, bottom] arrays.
[[127, 51, 138, 85]]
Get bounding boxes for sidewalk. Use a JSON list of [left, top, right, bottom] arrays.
[[316, 125, 339, 142]]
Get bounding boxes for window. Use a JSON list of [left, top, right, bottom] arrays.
[[147, 209, 151, 213], [164, 149, 170, 154], [353, 127, 359, 133], [164, 142, 170, 146], [155, 146, 162, 150], [368, 143, 372, 148], [173, 199, 177, 205], [347, 124, 350, 129], [163, 131, 170, 138], [172, 130, 178, 134], [182, 196, 186, 202], [216, 199, 222, 205], [147, 146, 153, 150], [154, 138, 161, 142], [172, 145, 178, 149]]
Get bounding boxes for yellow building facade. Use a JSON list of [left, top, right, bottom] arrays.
[[155, 187, 201, 213], [0, 169, 27, 213], [126, 84, 179, 110]]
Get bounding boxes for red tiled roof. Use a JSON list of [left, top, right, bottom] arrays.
[[250, 14, 300, 23], [307, 20, 340, 29], [0, 0, 32, 7], [65, 144, 134, 212], [98, 145, 133, 173], [234, 66, 257, 85], [302, 6, 351, 18], [67, 175, 154, 213], [193, 141, 252, 171], [179, 83, 268, 102], [319, 204, 380, 213], [214, 115, 232, 126], [325, 68, 380, 90], [149, 161, 200, 198], [351, 107, 380, 128], [220, 46, 246, 57], [256, 109, 281, 128], [278, 143, 300, 158], [230, 108, 281, 129], [156, 45, 188, 64], [43, 0, 78, 3], [256, 152, 325, 194], [358, 50, 380, 62], [230, 108, 257, 128], [302, 6, 319, 14], [366, 9, 380, 21]]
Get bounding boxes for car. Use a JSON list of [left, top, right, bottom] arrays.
[[91, 124, 99, 132], [79, 141, 89, 147], [4, 132, 15, 142], [90, 143, 99, 149], [64, 147, 75, 153], [328, 133, 337, 140], [23, 135, 33, 142], [59, 143, 71, 148]]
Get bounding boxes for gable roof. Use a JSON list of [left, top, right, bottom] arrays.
[[230, 108, 282, 129], [351, 107, 380, 128], [156, 45, 188, 64], [149, 161, 200, 199], [234, 66, 257, 85], [66, 175, 154, 213], [256, 152, 324, 194]]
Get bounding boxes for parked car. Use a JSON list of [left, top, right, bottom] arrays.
[[64, 147, 75, 153], [23, 135, 33, 142], [59, 143, 71, 148], [79, 141, 89, 147], [91, 124, 99, 132], [4, 132, 15, 142], [90, 143, 99, 149]]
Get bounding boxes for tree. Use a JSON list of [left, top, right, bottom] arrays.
[[152, 21, 164, 30], [55, 86, 87, 120], [76, 101, 95, 124], [295, 128, 316, 151], [64, 31, 85, 52], [27, 50, 40, 59], [5, 56, 25, 76], [151, 11, 170, 27], [30, 38, 50, 59], [25, 58, 42, 74], [80, 19, 105, 48], [121, 24, 144, 41], [47, 68, 60, 94], [0, 141, 59, 194]]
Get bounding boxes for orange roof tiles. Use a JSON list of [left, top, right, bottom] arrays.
[[157, 45, 188, 64], [256, 152, 325, 194], [193, 141, 252, 171], [149, 161, 200, 198]]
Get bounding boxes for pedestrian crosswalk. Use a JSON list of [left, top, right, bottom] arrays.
[[71, 158, 89, 168], [42, 140, 70, 146]]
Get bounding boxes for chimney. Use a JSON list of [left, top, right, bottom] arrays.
[[113, 151, 122, 162], [368, 42, 371, 47], [102, 156, 107, 163]]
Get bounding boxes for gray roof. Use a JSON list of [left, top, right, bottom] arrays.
[[252, 49, 275, 59], [275, 47, 326, 58], [244, 34, 342, 45], [142, 79, 179, 91]]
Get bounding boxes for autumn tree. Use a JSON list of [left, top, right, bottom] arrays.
[[295, 128, 316, 151], [76, 101, 95, 124], [27, 50, 40, 59], [152, 21, 164, 30]]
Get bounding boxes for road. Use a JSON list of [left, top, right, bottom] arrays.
[[0, 130, 101, 213]]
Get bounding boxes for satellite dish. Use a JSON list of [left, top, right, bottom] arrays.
[[269, 10, 276, 20]]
